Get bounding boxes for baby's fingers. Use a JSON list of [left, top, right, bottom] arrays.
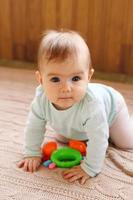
[[79, 176, 88, 185], [63, 169, 72, 175], [32, 160, 41, 172], [23, 159, 30, 172], [17, 160, 25, 168], [28, 159, 41, 172], [28, 159, 34, 172], [63, 172, 77, 179]]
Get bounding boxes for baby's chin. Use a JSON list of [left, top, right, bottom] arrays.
[[53, 98, 83, 110], [53, 103, 73, 110]]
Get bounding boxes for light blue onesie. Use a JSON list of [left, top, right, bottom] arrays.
[[24, 83, 121, 177]]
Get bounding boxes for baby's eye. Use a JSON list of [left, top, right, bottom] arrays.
[[72, 76, 81, 82], [50, 77, 60, 82]]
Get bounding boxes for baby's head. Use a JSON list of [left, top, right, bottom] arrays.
[[36, 30, 94, 110]]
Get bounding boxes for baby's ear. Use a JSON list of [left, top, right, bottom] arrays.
[[35, 70, 42, 84], [88, 68, 94, 81]]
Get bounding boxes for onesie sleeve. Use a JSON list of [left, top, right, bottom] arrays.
[[81, 102, 109, 177], [23, 87, 47, 157]]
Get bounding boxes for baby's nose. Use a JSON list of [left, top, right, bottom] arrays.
[[60, 82, 72, 93]]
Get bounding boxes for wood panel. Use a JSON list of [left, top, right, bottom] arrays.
[[26, 0, 42, 61], [101, 0, 125, 73], [41, 0, 57, 30], [58, 0, 73, 29], [0, 0, 133, 75], [0, 0, 12, 59], [10, 0, 27, 60]]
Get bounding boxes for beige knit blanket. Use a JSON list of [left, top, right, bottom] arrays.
[[0, 67, 133, 200]]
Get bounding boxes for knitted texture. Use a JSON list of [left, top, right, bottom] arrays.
[[0, 67, 133, 200]]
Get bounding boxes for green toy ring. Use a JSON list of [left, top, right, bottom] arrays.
[[51, 147, 82, 168]]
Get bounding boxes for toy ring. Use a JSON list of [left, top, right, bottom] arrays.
[[51, 147, 82, 168]]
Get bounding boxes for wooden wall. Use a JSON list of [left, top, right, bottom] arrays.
[[0, 0, 133, 75]]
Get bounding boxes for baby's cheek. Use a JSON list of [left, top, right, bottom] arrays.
[[45, 89, 57, 102], [74, 88, 86, 102]]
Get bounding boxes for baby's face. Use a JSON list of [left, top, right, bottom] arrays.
[[38, 57, 92, 110]]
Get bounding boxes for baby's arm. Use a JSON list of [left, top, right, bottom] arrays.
[[63, 105, 109, 183], [63, 127, 108, 184], [18, 89, 47, 172], [63, 126, 109, 183], [81, 121, 109, 177]]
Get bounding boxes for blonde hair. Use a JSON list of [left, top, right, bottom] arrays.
[[38, 29, 92, 70]]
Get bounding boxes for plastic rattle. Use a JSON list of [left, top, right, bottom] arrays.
[[51, 147, 82, 168], [69, 140, 86, 156], [42, 141, 57, 160]]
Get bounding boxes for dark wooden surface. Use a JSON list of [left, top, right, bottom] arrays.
[[0, 0, 133, 74]]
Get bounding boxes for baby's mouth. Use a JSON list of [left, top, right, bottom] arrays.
[[59, 97, 72, 99]]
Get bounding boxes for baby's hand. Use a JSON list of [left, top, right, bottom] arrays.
[[17, 157, 42, 173], [62, 165, 90, 184]]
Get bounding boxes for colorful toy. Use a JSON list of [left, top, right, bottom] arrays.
[[51, 147, 82, 168], [42, 141, 57, 160], [48, 162, 56, 169], [69, 140, 86, 156], [42, 140, 87, 169], [43, 160, 52, 167]]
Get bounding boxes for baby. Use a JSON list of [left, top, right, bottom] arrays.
[[18, 30, 133, 184]]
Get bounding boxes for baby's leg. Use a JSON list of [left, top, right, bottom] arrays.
[[109, 96, 133, 149]]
